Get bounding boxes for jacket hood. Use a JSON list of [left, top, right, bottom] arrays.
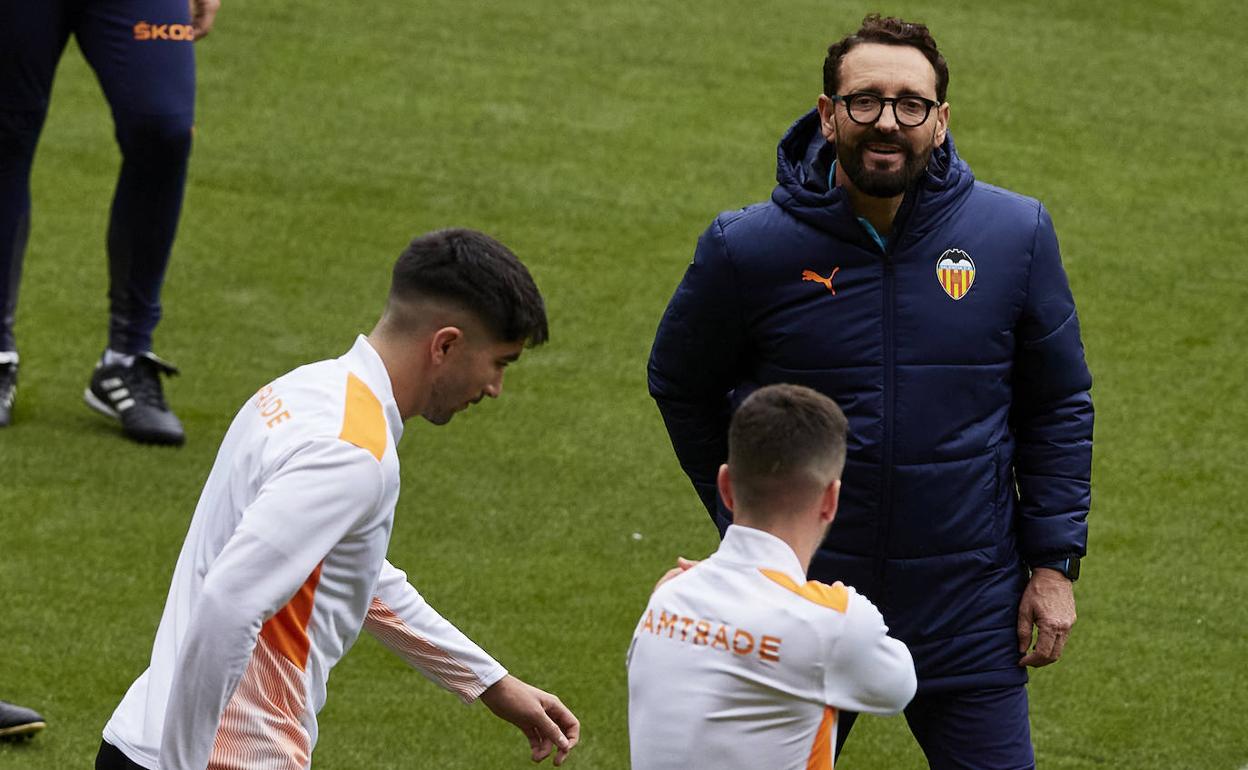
[[770, 109, 975, 248]]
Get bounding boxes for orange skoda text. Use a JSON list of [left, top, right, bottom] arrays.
[[133, 21, 195, 41]]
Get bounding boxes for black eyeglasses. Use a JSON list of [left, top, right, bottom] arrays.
[[830, 93, 941, 127]]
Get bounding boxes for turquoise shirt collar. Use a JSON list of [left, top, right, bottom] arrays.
[[828, 160, 887, 252]]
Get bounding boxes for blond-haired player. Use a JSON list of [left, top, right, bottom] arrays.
[[628, 384, 915, 769]]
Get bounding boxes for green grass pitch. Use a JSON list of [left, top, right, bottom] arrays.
[[2, 0, 1246, 767]]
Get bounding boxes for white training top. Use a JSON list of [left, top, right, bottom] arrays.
[[103, 336, 507, 770], [627, 525, 916, 770]]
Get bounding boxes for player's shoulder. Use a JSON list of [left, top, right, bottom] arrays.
[[707, 201, 799, 255], [756, 569, 851, 614], [690, 203, 773, 268], [248, 359, 390, 462], [713, 201, 776, 233], [967, 180, 1046, 228], [336, 368, 389, 462], [754, 570, 890, 637], [743, 571, 874, 665]]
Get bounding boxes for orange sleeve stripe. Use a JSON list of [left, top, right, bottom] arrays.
[[759, 569, 849, 612], [259, 562, 323, 671], [806, 706, 837, 770], [365, 598, 489, 702], [339, 373, 386, 462]]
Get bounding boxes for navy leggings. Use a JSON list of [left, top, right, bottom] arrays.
[[0, 0, 195, 354]]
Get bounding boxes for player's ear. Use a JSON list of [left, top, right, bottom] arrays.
[[716, 464, 735, 513], [934, 101, 949, 146], [819, 478, 841, 524], [429, 326, 464, 364], [817, 94, 837, 143]]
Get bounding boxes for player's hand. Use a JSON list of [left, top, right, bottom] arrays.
[[480, 675, 580, 766], [189, 0, 220, 40], [1017, 568, 1076, 667], [653, 557, 699, 592]]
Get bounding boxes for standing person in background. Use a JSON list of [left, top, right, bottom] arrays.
[[649, 14, 1092, 768], [0, 0, 222, 443], [628, 384, 915, 770], [98, 229, 579, 769]]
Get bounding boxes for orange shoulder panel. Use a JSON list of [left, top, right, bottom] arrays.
[[759, 569, 849, 613], [339, 373, 386, 461]]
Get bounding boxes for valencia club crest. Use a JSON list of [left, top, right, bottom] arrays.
[[936, 249, 975, 300]]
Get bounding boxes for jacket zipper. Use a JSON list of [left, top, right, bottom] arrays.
[[877, 245, 896, 604]]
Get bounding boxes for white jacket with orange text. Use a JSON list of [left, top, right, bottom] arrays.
[[627, 525, 916, 770], [103, 335, 507, 770]]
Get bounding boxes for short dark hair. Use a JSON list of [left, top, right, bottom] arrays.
[[728, 384, 848, 514], [823, 14, 949, 103], [390, 228, 549, 346]]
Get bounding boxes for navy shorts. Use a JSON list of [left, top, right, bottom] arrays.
[[96, 740, 149, 770]]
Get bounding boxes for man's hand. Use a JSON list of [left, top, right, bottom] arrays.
[[1017, 568, 1076, 667], [653, 557, 699, 592], [189, 0, 221, 40], [480, 675, 580, 766]]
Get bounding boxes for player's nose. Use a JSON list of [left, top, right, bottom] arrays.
[[484, 376, 502, 399], [875, 104, 900, 132]]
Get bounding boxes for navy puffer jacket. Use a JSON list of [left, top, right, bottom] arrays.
[[649, 109, 1093, 693]]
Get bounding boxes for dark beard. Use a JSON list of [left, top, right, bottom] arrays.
[[838, 132, 932, 198]]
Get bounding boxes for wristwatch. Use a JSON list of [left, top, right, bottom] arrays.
[[1032, 556, 1081, 581]]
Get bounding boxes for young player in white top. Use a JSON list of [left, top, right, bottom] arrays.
[[98, 229, 580, 770], [627, 384, 916, 770]]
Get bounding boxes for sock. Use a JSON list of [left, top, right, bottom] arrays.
[[0, 351, 17, 365], [102, 349, 138, 368]]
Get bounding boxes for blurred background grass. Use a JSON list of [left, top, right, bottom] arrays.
[[1, 0, 1245, 767]]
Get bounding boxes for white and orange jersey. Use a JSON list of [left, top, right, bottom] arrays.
[[626, 525, 916, 770], [103, 336, 507, 770]]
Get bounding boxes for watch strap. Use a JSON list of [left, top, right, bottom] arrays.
[[1032, 556, 1080, 581]]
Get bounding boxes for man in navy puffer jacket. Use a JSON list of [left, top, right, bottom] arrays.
[[648, 15, 1092, 768]]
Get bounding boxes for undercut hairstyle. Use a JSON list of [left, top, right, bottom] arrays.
[[823, 14, 949, 103], [388, 228, 549, 346], [728, 384, 848, 516]]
